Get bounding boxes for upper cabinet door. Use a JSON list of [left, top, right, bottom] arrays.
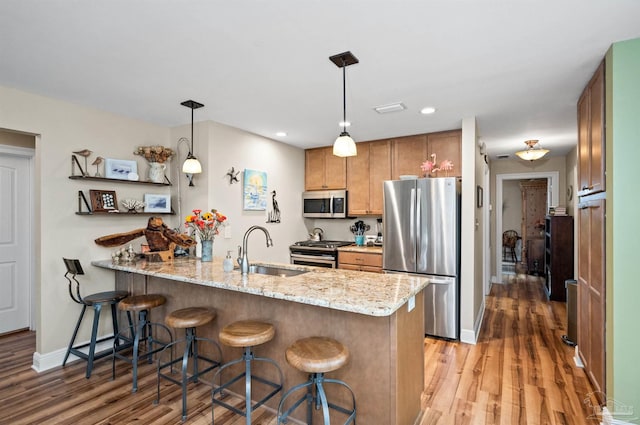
[[391, 135, 428, 180], [427, 130, 462, 178], [578, 61, 605, 197], [305, 147, 346, 191], [346, 142, 371, 215], [368, 140, 392, 214]]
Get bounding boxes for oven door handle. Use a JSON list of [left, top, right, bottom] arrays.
[[290, 253, 336, 261]]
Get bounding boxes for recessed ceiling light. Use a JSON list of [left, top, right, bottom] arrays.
[[339, 121, 351, 128], [420, 107, 436, 115], [275, 131, 287, 137], [374, 103, 406, 114]]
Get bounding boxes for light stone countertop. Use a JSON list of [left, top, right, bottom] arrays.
[[337, 245, 383, 254], [92, 257, 427, 317]]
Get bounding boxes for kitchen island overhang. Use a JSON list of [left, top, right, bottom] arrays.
[[93, 257, 428, 425]]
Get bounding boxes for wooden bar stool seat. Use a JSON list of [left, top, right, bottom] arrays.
[[62, 258, 130, 379], [112, 294, 173, 392], [155, 307, 222, 421], [212, 320, 283, 425], [278, 337, 356, 425]]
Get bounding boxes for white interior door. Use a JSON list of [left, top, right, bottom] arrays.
[[0, 153, 31, 334]]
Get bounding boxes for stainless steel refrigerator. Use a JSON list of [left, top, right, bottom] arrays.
[[383, 177, 460, 339]]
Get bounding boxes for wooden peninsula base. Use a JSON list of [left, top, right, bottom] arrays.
[[95, 258, 427, 424]]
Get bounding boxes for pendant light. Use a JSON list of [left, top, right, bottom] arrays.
[[180, 100, 204, 186], [330, 51, 359, 157], [515, 139, 549, 161]]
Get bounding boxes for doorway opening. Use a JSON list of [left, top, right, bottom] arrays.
[[494, 171, 559, 284]]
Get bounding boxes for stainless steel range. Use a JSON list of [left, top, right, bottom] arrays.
[[289, 240, 353, 268]]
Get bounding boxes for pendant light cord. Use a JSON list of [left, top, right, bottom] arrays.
[[190, 107, 194, 155], [342, 56, 347, 128]]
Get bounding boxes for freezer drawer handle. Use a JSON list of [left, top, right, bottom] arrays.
[[429, 278, 451, 285]]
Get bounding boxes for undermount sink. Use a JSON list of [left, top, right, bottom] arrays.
[[246, 264, 308, 277]]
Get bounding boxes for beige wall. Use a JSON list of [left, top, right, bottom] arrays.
[[0, 129, 35, 148], [489, 156, 568, 277], [0, 85, 306, 362]]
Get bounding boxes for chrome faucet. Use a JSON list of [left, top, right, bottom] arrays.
[[237, 225, 273, 275]]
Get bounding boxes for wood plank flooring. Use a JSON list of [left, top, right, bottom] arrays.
[[0, 274, 598, 424]]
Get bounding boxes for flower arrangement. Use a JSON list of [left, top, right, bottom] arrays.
[[185, 209, 227, 241], [420, 153, 454, 176], [134, 145, 175, 163]]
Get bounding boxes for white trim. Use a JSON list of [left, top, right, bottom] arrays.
[[461, 298, 485, 344], [32, 337, 114, 373], [0, 145, 35, 157], [495, 171, 559, 283], [483, 161, 491, 295]]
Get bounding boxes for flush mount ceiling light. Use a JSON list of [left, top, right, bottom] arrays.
[[515, 139, 549, 161], [329, 51, 359, 157], [180, 100, 204, 186], [420, 107, 437, 115], [374, 102, 406, 114]]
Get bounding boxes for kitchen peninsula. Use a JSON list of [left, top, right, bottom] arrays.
[[93, 257, 427, 425]]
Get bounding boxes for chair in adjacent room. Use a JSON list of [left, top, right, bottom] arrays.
[[502, 230, 520, 262], [62, 258, 130, 378]]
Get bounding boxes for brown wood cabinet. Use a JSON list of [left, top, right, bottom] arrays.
[[391, 130, 461, 180], [520, 179, 547, 274], [577, 60, 606, 396], [338, 250, 383, 273], [577, 61, 605, 197], [544, 215, 574, 301], [347, 140, 392, 216], [578, 197, 606, 394], [305, 147, 346, 191]]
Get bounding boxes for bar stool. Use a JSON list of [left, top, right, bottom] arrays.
[[62, 258, 130, 379], [277, 336, 356, 425], [155, 307, 222, 421], [112, 294, 173, 392], [211, 320, 283, 424]]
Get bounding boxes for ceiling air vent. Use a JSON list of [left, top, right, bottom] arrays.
[[496, 154, 510, 159], [374, 103, 406, 114]]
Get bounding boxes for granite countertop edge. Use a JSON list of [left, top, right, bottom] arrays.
[[92, 257, 427, 317]]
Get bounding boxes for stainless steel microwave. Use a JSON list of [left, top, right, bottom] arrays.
[[302, 190, 348, 218]]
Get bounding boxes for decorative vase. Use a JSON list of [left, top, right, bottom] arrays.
[[148, 162, 166, 184], [201, 240, 213, 262]]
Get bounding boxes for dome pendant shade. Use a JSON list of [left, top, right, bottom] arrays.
[[182, 155, 202, 174], [515, 139, 549, 161], [330, 51, 359, 158], [333, 131, 357, 157]]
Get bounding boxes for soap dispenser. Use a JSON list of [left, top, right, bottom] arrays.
[[223, 250, 234, 272]]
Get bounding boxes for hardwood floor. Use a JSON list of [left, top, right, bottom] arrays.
[[0, 274, 598, 425]]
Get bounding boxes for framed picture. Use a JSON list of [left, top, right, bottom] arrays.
[[89, 190, 118, 212], [144, 193, 171, 213], [476, 185, 483, 208], [105, 158, 138, 180], [243, 169, 268, 211]]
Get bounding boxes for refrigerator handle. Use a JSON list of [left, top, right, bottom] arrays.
[[416, 187, 422, 247], [410, 188, 416, 247], [429, 278, 452, 285]]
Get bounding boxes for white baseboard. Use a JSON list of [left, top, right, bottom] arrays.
[[32, 336, 114, 373], [601, 407, 637, 425], [460, 299, 485, 345]]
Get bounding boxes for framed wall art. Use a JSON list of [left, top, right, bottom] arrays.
[[144, 193, 171, 213], [105, 158, 138, 180], [89, 190, 118, 212], [243, 169, 268, 211]]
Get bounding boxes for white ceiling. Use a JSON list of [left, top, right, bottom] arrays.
[[2, 1, 639, 160]]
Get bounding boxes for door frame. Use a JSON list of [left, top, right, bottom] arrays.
[[0, 144, 35, 331], [494, 171, 559, 284]]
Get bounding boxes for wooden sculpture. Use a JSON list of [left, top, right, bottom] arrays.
[[95, 217, 196, 262]]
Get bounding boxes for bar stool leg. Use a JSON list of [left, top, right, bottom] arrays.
[[63, 304, 87, 366], [85, 303, 102, 378]]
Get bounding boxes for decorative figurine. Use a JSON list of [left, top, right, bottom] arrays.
[[226, 167, 240, 184], [95, 217, 196, 262], [91, 156, 104, 177], [73, 149, 93, 176], [267, 190, 281, 223]]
